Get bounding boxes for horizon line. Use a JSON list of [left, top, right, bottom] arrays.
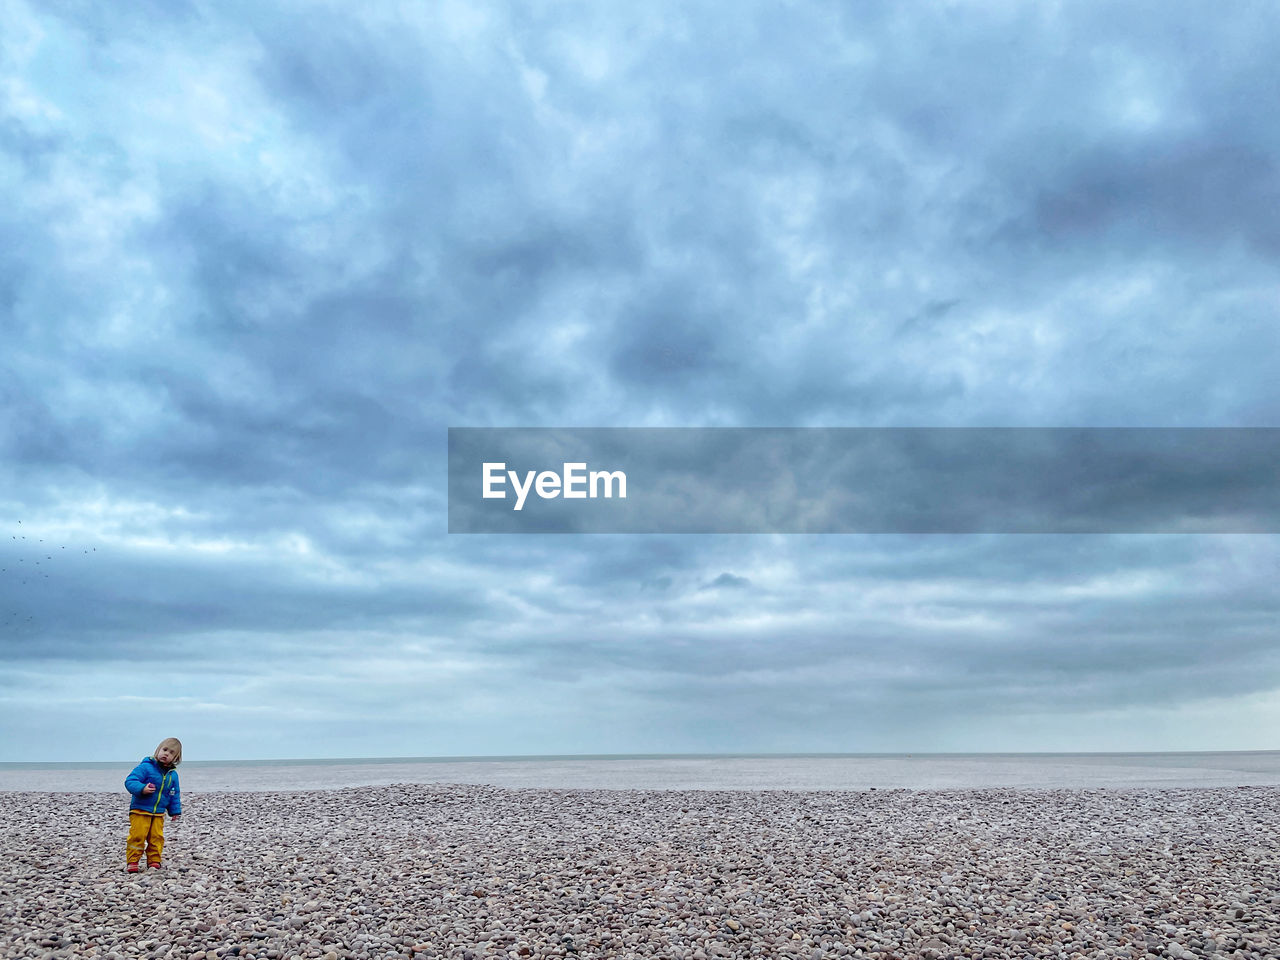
[[4, 748, 1278, 766]]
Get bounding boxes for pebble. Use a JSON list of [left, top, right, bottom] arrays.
[[2, 785, 1278, 958]]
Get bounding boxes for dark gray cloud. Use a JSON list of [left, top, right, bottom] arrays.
[[2, 0, 1280, 758]]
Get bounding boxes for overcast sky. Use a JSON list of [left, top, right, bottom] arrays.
[[3, 1, 1279, 761]]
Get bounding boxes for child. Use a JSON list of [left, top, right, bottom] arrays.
[[124, 737, 183, 872]]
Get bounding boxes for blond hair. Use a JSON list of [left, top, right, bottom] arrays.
[[154, 737, 183, 765]]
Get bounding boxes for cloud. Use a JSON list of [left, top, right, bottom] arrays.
[[700, 573, 751, 591], [3, 0, 1280, 757]]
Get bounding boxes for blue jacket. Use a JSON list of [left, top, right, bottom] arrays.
[[125, 757, 181, 817]]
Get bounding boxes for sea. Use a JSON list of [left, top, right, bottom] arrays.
[[2, 752, 1279, 792]]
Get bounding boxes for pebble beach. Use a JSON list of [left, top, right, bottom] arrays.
[[2, 785, 1277, 960]]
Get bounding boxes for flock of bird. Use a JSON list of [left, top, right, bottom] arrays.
[[2, 520, 96, 633]]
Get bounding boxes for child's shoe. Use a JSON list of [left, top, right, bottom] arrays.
[[126, 862, 140, 873], [148, 861, 162, 870]]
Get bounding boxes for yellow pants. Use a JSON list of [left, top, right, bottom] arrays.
[[126, 811, 165, 865]]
